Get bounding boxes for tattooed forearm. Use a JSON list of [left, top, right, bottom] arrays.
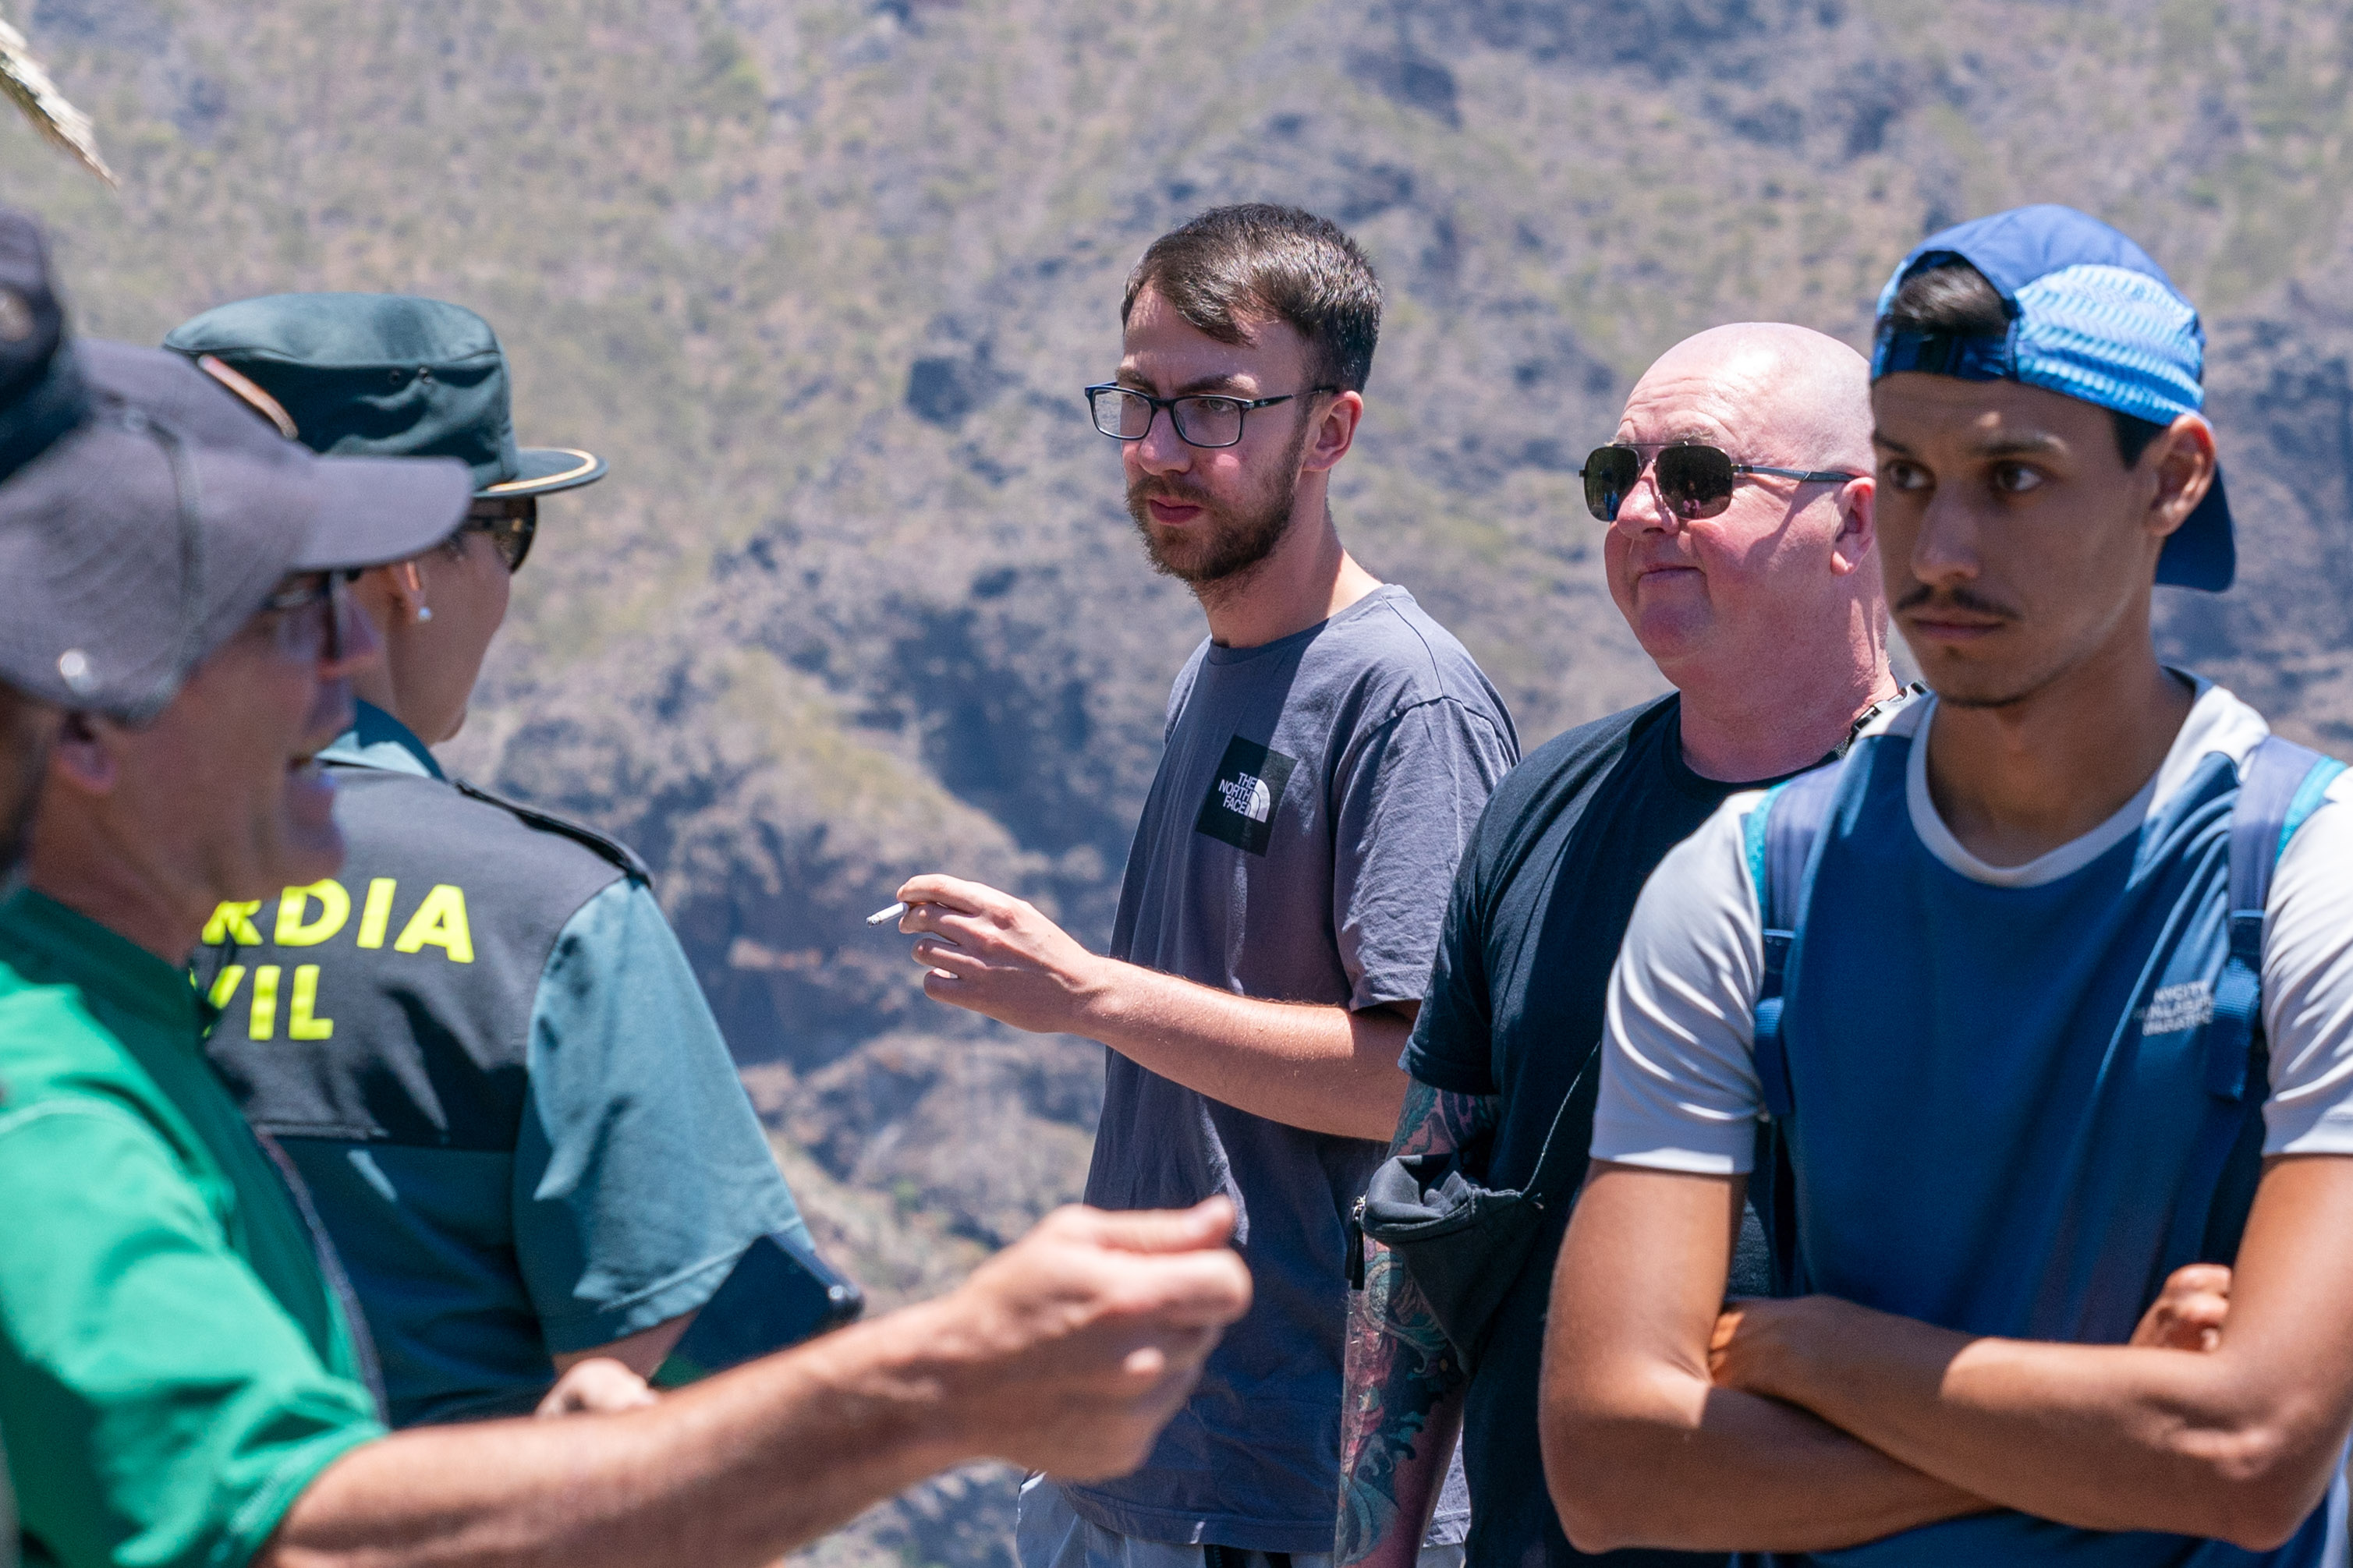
[[1392, 1078, 1489, 1159], [1335, 1081, 1494, 1567]]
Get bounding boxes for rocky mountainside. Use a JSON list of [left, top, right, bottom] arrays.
[[9, 0, 2353, 1560]]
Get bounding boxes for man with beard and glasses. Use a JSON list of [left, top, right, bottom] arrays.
[[887, 203, 1517, 1568], [1546, 205, 2353, 1566]]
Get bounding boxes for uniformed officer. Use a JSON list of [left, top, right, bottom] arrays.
[[168, 293, 810, 1425]]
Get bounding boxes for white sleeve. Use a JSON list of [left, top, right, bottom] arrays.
[[1591, 793, 1770, 1176], [2263, 780, 2353, 1156]]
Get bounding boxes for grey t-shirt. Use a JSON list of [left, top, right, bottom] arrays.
[[1063, 585, 1518, 1553]]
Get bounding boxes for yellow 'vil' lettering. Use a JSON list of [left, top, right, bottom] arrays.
[[204, 901, 264, 946], [249, 965, 281, 1039], [394, 884, 474, 963], [276, 880, 351, 947], [288, 965, 334, 1039], [356, 878, 398, 949], [207, 965, 246, 1009]]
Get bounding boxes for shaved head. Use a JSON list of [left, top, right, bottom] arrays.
[[1631, 322, 1873, 475], [1602, 321, 1891, 777]]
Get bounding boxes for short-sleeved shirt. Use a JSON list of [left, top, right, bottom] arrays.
[[1405, 694, 1806, 1568], [1066, 584, 1520, 1554], [194, 703, 805, 1426], [0, 890, 386, 1568], [1593, 683, 2353, 1566], [1595, 683, 2353, 1172]]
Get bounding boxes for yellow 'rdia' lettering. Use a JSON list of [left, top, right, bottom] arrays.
[[204, 901, 264, 947], [250, 965, 281, 1040], [276, 881, 351, 947], [356, 877, 397, 949], [207, 965, 246, 1010], [394, 884, 475, 963], [288, 965, 334, 1040]]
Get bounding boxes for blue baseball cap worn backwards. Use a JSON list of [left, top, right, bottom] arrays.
[[1871, 204, 2234, 592]]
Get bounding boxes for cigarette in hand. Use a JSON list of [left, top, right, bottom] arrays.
[[866, 901, 909, 927]]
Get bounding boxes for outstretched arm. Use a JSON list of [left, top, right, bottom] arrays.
[[1542, 1163, 1986, 1556], [895, 874, 1411, 1138], [1710, 1155, 2353, 1550], [1336, 1080, 1489, 1568], [260, 1202, 1251, 1568]]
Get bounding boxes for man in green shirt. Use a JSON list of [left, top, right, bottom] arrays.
[[0, 242, 1252, 1568]]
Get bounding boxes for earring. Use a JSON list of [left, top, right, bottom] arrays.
[[416, 605, 434, 624]]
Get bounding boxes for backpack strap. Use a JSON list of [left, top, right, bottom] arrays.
[[2165, 734, 2346, 1265], [2214, 736, 2342, 1093], [1743, 764, 1842, 1298], [1742, 692, 1919, 1120], [1747, 764, 1844, 1120]]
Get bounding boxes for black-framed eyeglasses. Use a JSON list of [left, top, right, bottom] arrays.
[[464, 494, 537, 572], [1580, 441, 1862, 524], [1085, 383, 1338, 450]]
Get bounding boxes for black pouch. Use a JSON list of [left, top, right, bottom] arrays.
[[1355, 1048, 1596, 1375]]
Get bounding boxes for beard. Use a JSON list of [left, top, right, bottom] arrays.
[[1126, 418, 1309, 587]]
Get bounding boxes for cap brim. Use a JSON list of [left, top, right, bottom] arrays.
[[292, 455, 473, 571], [2155, 465, 2235, 593], [480, 445, 605, 497]]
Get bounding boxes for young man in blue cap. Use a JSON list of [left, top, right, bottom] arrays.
[[164, 293, 809, 1424], [1543, 204, 2353, 1564], [0, 283, 1252, 1566]]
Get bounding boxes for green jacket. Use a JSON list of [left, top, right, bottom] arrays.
[[0, 890, 384, 1568]]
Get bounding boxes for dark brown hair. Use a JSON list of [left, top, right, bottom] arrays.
[[1123, 204, 1383, 393], [1885, 260, 2166, 467]]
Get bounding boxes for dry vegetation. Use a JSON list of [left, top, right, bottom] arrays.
[[9, 1, 2353, 1559]]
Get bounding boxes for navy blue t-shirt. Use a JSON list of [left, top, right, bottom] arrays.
[[1069, 586, 1518, 1553], [1404, 693, 1783, 1568]]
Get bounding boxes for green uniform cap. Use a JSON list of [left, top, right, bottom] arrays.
[[162, 293, 606, 497]]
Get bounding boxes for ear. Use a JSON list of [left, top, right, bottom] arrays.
[[1827, 473, 1876, 576], [1297, 389, 1363, 476], [366, 558, 429, 622], [2145, 414, 2217, 543], [48, 710, 120, 798]]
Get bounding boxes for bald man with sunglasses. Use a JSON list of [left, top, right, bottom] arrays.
[[166, 293, 814, 1428], [1338, 323, 1901, 1568]]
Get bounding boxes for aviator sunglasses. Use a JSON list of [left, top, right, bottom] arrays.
[[1580, 441, 1859, 524]]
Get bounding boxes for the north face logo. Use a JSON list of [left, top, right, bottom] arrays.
[[2141, 980, 2216, 1036], [1195, 735, 1298, 855], [1217, 772, 1274, 823]]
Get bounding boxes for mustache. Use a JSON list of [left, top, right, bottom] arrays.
[[1128, 474, 1216, 515], [1894, 582, 2022, 621]]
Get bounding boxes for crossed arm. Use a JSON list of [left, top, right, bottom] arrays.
[[1542, 1156, 2353, 1556], [1334, 1079, 1491, 1567]]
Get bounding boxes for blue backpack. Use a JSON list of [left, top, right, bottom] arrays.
[[1746, 733, 2347, 1297]]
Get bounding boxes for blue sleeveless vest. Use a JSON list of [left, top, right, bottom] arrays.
[[1738, 720, 2346, 1567]]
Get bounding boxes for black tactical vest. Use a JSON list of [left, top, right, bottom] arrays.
[[196, 764, 647, 1149]]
